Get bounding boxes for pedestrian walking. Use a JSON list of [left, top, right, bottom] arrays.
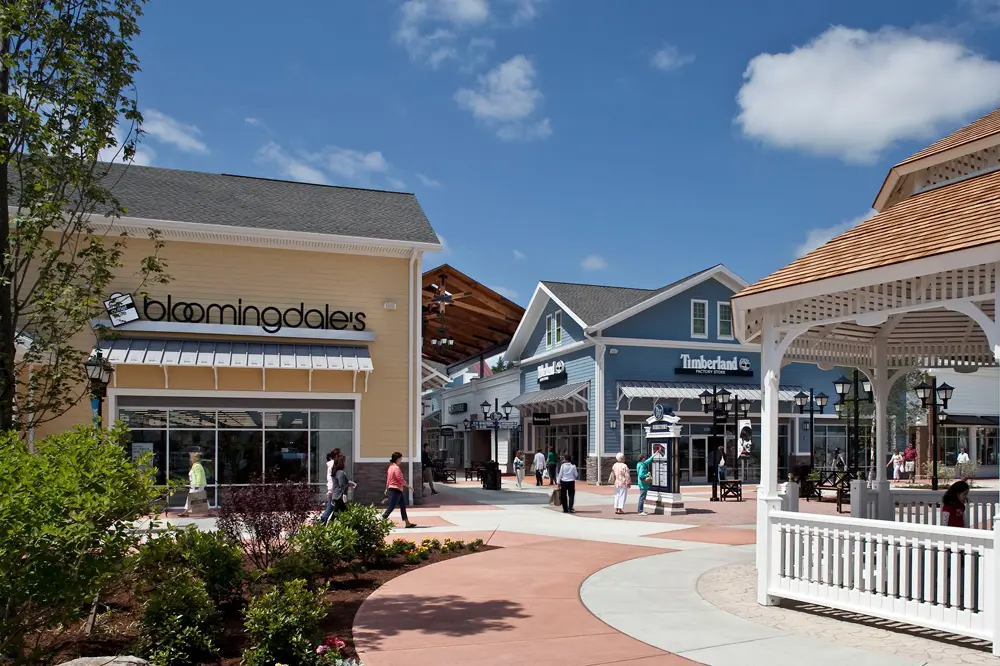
[[318, 451, 337, 524], [635, 451, 654, 515], [609, 452, 630, 514], [330, 455, 353, 516], [382, 452, 416, 528], [546, 446, 558, 486], [513, 450, 525, 489], [557, 453, 579, 513], [716, 446, 727, 482], [421, 443, 439, 496], [533, 450, 546, 486], [890, 448, 904, 482], [183, 451, 207, 514], [904, 441, 917, 482]]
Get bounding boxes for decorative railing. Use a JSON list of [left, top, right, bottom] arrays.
[[767, 509, 997, 642], [851, 485, 999, 530]]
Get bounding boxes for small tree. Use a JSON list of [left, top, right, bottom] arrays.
[[0, 0, 169, 433], [490, 357, 510, 374], [0, 423, 165, 663]]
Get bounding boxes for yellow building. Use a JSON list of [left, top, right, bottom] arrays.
[[38, 164, 441, 506]]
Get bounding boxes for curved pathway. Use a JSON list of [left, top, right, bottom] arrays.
[[353, 530, 697, 665], [580, 548, 942, 666]]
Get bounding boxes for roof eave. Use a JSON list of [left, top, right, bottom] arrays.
[[87, 214, 443, 254], [506, 283, 589, 362]]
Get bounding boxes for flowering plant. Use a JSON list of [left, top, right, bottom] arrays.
[[315, 635, 349, 665]]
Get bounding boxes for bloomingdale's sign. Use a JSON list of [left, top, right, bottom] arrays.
[[104, 292, 367, 334], [676, 353, 753, 377]]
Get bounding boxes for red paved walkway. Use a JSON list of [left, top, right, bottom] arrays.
[[355, 531, 698, 665]]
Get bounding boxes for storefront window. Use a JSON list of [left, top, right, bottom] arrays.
[[119, 405, 356, 506], [624, 423, 645, 462], [978, 427, 997, 466], [940, 427, 969, 466], [813, 424, 848, 468]]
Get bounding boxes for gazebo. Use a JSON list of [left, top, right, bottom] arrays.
[[731, 108, 1000, 650]]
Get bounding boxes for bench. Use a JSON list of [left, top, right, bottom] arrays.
[[440, 468, 457, 483], [719, 479, 743, 502], [810, 469, 855, 513], [464, 468, 475, 481]]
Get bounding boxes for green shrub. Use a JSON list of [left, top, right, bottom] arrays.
[[336, 504, 393, 564], [469, 538, 485, 552], [243, 579, 327, 666], [291, 522, 358, 576], [267, 550, 321, 586], [0, 424, 165, 662], [135, 526, 244, 606], [138, 570, 219, 666]]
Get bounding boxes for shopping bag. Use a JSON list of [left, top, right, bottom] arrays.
[[542, 468, 550, 480], [549, 489, 561, 506]]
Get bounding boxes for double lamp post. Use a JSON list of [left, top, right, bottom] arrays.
[[699, 387, 750, 493], [794, 389, 829, 469], [84, 350, 114, 424], [914, 377, 954, 491], [461, 398, 513, 463], [833, 370, 872, 471]]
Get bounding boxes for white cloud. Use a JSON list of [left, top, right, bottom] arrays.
[[736, 26, 1000, 163], [245, 117, 262, 126], [306, 146, 390, 184], [490, 286, 518, 299], [795, 209, 877, 257], [512, 0, 544, 24], [256, 142, 328, 184], [417, 173, 442, 187], [651, 44, 695, 72], [395, 0, 491, 68], [512, 249, 525, 260], [387, 177, 407, 190], [581, 254, 608, 271], [98, 126, 155, 166], [436, 233, 450, 253], [142, 109, 207, 153], [455, 55, 552, 141]]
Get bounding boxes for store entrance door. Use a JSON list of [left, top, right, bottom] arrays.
[[690, 435, 710, 484]]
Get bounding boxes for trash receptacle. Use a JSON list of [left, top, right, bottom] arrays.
[[481, 461, 501, 490]]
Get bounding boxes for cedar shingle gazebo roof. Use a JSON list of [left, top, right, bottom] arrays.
[[422, 264, 524, 367], [734, 106, 1000, 373]]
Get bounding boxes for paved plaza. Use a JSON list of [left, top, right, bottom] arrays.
[[147, 481, 1000, 665]]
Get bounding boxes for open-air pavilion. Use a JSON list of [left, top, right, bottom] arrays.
[[731, 108, 1000, 650]]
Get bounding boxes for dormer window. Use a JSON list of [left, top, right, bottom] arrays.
[[546, 311, 563, 349], [691, 300, 708, 339]]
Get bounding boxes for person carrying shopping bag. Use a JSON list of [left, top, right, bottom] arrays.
[[609, 452, 631, 515], [533, 450, 546, 486]]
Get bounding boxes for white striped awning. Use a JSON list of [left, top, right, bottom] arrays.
[[509, 380, 590, 407], [617, 380, 802, 403], [94, 338, 373, 372]]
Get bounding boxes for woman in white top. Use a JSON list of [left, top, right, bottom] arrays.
[[557, 453, 579, 513], [608, 452, 631, 515], [513, 450, 525, 489], [890, 449, 904, 482]]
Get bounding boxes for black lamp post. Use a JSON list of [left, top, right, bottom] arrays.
[[833, 370, 872, 471], [794, 389, 829, 469], [699, 387, 733, 500], [83, 351, 114, 425], [913, 377, 954, 491], [479, 398, 513, 462]]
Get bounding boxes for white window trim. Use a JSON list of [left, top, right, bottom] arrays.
[[690, 299, 708, 339], [717, 301, 734, 340], [545, 314, 553, 349], [554, 311, 563, 346]]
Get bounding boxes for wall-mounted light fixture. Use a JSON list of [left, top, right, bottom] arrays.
[[383, 302, 397, 310], [609, 348, 618, 355], [608, 419, 618, 429]]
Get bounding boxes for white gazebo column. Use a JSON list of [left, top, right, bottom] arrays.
[[756, 314, 784, 605], [872, 336, 892, 520]]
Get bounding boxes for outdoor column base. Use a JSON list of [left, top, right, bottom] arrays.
[[647, 491, 686, 515]]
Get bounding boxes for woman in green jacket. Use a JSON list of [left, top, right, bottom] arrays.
[[635, 453, 654, 516]]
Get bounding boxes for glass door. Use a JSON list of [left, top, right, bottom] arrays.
[[691, 435, 709, 483]]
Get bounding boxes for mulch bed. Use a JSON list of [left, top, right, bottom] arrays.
[[40, 546, 493, 665]]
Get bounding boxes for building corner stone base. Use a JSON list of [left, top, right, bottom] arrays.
[[585, 456, 618, 484], [352, 462, 425, 507]]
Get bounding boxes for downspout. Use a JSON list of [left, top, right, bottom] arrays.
[[408, 249, 418, 504]]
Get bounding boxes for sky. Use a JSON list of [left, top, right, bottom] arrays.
[[117, 0, 1000, 306]]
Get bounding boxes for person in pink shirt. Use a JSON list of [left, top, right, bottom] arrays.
[[608, 452, 631, 515], [382, 451, 416, 528]]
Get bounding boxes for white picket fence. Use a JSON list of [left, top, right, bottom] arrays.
[[766, 509, 998, 646], [851, 485, 999, 530]]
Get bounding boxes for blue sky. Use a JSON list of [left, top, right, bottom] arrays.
[[121, 0, 1000, 305]]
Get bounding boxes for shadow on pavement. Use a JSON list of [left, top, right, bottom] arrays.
[[354, 594, 529, 647]]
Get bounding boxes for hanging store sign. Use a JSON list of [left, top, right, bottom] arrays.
[[103, 294, 368, 334], [448, 403, 468, 414], [469, 420, 520, 429], [737, 419, 753, 458], [676, 353, 753, 377], [439, 425, 457, 437], [532, 412, 550, 425], [537, 359, 567, 383]]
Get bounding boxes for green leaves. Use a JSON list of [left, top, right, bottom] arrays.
[[243, 579, 328, 666], [0, 423, 165, 663]]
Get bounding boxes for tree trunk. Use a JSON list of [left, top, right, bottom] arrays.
[[0, 28, 14, 433]]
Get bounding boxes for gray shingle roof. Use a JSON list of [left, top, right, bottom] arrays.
[[541, 266, 719, 327], [22, 163, 440, 245]]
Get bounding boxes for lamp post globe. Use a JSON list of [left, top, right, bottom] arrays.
[[815, 392, 829, 410], [833, 375, 852, 397], [794, 391, 809, 409]]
